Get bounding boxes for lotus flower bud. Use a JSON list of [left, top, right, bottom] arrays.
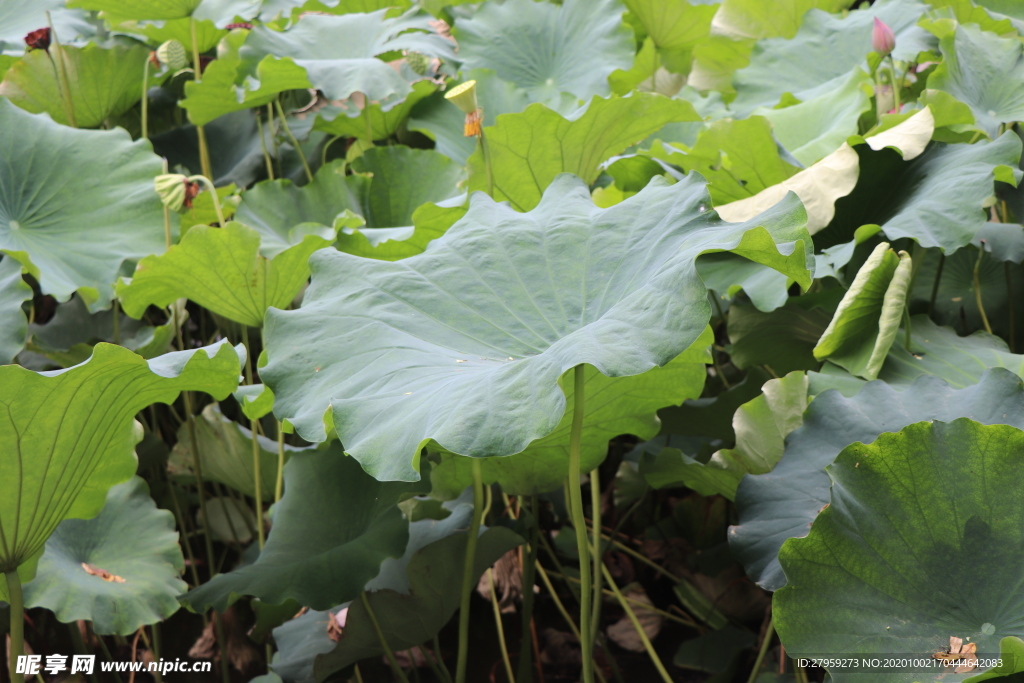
[[156, 39, 189, 71], [872, 18, 895, 57], [24, 27, 50, 52], [445, 80, 479, 115], [154, 174, 200, 212]]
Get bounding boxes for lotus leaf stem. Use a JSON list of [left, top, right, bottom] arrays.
[[589, 466, 603, 648], [6, 570, 24, 683], [887, 55, 901, 113], [275, 100, 314, 183], [433, 635, 453, 683], [488, 569, 516, 683], [747, 616, 775, 683], [212, 612, 231, 683], [361, 591, 411, 683], [141, 59, 150, 140], [974, 244, 993, 334], [599, 563, 672, 683], [455, 458, 484, 683], [94, 631, 125, 683], [190, 18, 214, 181], [45, 12, 77, 128], [275, 425, 286, 502], [535, 563, 609, 683], [567, 363, 595, 683], [480, 129, 494, 196], [516, 495, 539, 683], [928, 252, 945, 315], [187, 175, 226, 226], [257, 112, 275, 181], [241, 326, 265, 548]]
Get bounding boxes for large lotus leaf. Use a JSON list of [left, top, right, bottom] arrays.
[[26, 296, 177, 368], [0, 341, 241, 599], [812, 243, 912, 381], [67, 0, 261, 25], [452, 0, 633, 104], [623, 0, 718, 57], [262, 173, 812, 482], [117, 222, 331, 328], [929, 24, 1024, 139], [645, 116, 801, 205], [428, 328, 711, 498], [817, 132, 1022, 254], [0, 42, 149, 129], [314, 527, 524, 681], [0, 256, 30, 364], [105, 14, 225, 53], [639, 371, 808, 499], [0, 100, 170, 306], [408, 70, 539, 167], [181, 444, 429, 612], [234, 10, 455, 109], [336, 201, 467, 262], [756, 67, 872, 166], [179, 54, 283, 127], [732, 367, 1024, 592], [711, 0, 853, 40], [22, 477, 185, 635], [315, 79, 437, 142], [0, 1, 93, 56], [729, 0, 933, 115], [168, 403, 303, 500], [774, 419, 1024, 682], [467, 93, 700, 212], [727, 296, 834, 376]]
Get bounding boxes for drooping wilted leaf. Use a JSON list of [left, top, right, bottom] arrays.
[[181, 444, 428, 612], [466, 93, 700, 211], [0, 341, 242, 599], [0, 99, 171, 307], [732, 368, 1024, 592], [23, 477, 186, 635], [774, 419, 1024, 682], [262, 173, 812, 482], [452, 0, 634, 104]]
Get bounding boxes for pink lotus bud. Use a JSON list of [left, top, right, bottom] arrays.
[[872, 18, 895, 57]]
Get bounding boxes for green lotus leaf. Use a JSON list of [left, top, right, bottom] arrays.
[[67, 0, 261, 26], [202, 496, 256, 544], [428, 327, 711, 498], [0, 99, 171, 307], [0, 256, 31, 364], [168, 403, 303, 500], [732, 367, 1024, 592], [729, 0, 933, 115], [640, 371, 808, 499], [315, 79, 437, 142], [22, 477, 186, 635], [757, 67, 872, 166], [106, 15, 225, 53], [452, 0, 634, 104], [727, 296, 835, 376], [812, 242, 912, 381], [965, 636, 1024, 682], [262, 173, 812, 482], [974, 222, 1024, 264], [117, 222, 332, 328], [0, 42, 150, 128], [408, 69, 539, 167], [928, 24, 1024, 139], [0, 0, 92, 56], [645, 116, 801, 205], [774, 419, 1024, 683], [818, 132, 1022, 254], [179, 50, 283, 127], [234, 383, 275, 421], [622, 0, 717, 72], [313, 527, 524, 681], [235, 10, 455, 108], [259, 0, 412, 24], [336, 201, 467, 262], [655, 366, 772, 444], [25, 296, 178, 368], [0, 340, 242, 598], [181, 444, 429, 612], [467, 93, 701, 211]]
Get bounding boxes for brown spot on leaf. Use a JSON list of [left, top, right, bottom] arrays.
[[81, 563, 126, 583]]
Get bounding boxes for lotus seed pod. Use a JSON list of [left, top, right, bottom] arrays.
[[154, 173, 189, 212], [156, 40, 189, 71], [444, 80, 479, 115], [405, 51, 429, 75]]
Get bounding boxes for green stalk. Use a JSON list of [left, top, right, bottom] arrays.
[[928, 252, 945, 316], [480, 129, 494, 196], [189, 17, 213, 181], [256, 111, 275, 180], [887, 55, 901, 113], [535, 563, 609, 683], [455, 459, 484, 683], [275, 100, 314, 183], [141, 58, 150, 140], [188, 175, 225, 226], [94, 631, 125, 683], [515, 495, 539, 683], [67, 623, 100, 683], [361, 592, 411, 683], [589, 466, 603, 648], [600, 563, 672, 683], [433, 634, 454, 683], [974, 245, 993, 334], [45, 12, 77, 128], [746, 616, 775, 683], [241, 326, 265, 548], [567, 363, 594, 683], [213, 612, 231, 683], [275, 424, 286, 502], [1008, 262, 1016, 352], [6, 570, 25, 683], [487, 569, 516, 683]]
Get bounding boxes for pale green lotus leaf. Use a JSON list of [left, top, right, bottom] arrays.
[[0, 256, 31, 364], [23, 477, 186, 635], [67, 0, 262, 26], [0, 0, 92, 56], [0, 341, 242, 599], [262, 173, 812, 482]]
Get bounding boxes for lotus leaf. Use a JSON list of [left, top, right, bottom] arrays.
[[22, 477, 186, 635], [262, 173, 811, 482], [732, 367, 1024, 592], [0, 257, 30, 364], [774, 419, 1024, 683], [181, 444, 429, 612], [67, 0, 261, 26], [0, 340, 242, 598], [0, 100, 171, 307]]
